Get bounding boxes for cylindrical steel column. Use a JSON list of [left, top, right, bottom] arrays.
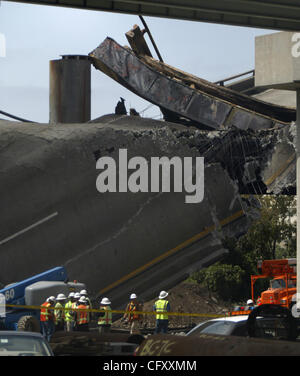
[[49, 55, 91, 123]]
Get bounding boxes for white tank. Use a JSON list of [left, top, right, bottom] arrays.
[[25, 281, 86, 306]]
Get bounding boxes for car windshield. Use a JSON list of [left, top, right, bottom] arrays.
[[270, 279, 286, 289], [187, 320, 237, 336], [0, 335, 52, 356]]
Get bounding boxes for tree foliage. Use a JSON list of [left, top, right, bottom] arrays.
[[193, 195, 296, 303]]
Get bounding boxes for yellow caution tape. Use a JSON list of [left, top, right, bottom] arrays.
[[4, 304, 225, 318]]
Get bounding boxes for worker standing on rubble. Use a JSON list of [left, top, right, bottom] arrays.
[[121, 293, 143, 335], [153, 291, 170, 334], [76, 296, 90, 332], [64, 292, 76, 332], [115, 97, 127, 115], [98, 297, 112, 334], [40, 296, 56, 342], [54, 293, 66, 331]]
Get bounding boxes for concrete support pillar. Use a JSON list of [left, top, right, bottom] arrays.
[[49, 55, 91, 123]]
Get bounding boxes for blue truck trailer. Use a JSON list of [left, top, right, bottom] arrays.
[[0, 266, 85, 331]]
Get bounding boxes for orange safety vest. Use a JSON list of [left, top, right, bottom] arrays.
[[40, 302, 52, 322], [77, 304, 88, 325], [127, 301, 141, 322]]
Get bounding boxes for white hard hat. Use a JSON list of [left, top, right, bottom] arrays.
[[74, 292, 81, 299], [47, 296, 56, 302], [130, 293, 137, 299], [247, 299, 254, 305], [100, 297, 111, 305], [159, 290, 168, 299], [56, 293, 67, 300], [79, 296, 86, 303], [68, 292, 75, 298], [80, 289, 87, 295]]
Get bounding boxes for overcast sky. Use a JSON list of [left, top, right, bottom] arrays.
[[0, 1, 275, 123]]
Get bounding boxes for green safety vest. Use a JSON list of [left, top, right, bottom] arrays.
[[98, 305, 112, 326], [154, 299, 169, 320]]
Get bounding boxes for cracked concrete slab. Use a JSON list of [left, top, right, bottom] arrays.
[[0, 116, 260, 308]]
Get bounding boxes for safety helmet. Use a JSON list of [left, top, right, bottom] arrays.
[[100, 297, 111, 305], [80, 289, 87, 296], [56, 293, 67, 300], [159, 290, 168, 299], [74, 292, 81, 299], [130, 293, 137, 300], [68, 292, 75, 298], [78, 296, 86, 303], [47, 296, 56, 302], [247, 299, 254, 305]]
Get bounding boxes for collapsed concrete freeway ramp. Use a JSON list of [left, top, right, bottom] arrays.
[[0, 115, 258, 308], [89, 37, 295, 131]]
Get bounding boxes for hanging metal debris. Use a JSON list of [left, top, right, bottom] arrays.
[[89, 29, 295, 131]]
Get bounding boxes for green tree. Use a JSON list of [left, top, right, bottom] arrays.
[[192, 195, 296, 303]]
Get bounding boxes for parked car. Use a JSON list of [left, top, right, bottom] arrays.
[[186, 314, 292, 339], [0, 331, 54, 356]]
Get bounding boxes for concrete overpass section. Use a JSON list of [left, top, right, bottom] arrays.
[[0, 112, 297, 308], [88, 35, 296, 197], [0, 34, 297, 309], [5, 0, 300, 31], [0, 115, 262, 308], [90, 37, 295, 132]]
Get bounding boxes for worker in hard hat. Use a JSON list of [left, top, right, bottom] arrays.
[[72, 292, 81, 331], [76, 296, 90, 332], [153, 291, 170, 334], [98, 297, 112, 334], [54, 293, 67, 331], [80, 289, 93, 320], [121, 293, 143, 335], [40, 296, 56, 342], [65, 292, 76, 332], [74, 292, 81, 302], [246, 299, 255, 310]]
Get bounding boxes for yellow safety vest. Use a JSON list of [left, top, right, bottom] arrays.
[[98, 305, 112, 326], [54, 302, 64, 324], [154, 299, 169, 320], [64, 301, 74, 322]]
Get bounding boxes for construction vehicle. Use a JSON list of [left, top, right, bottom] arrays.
[[251, 259, 296, 309], [0, 266, 86, 332]]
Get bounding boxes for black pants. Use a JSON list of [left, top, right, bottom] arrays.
[[155, 319, 168, 334]]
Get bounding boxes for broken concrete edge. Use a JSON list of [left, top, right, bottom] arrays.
[[0, 116, 295, 197]]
